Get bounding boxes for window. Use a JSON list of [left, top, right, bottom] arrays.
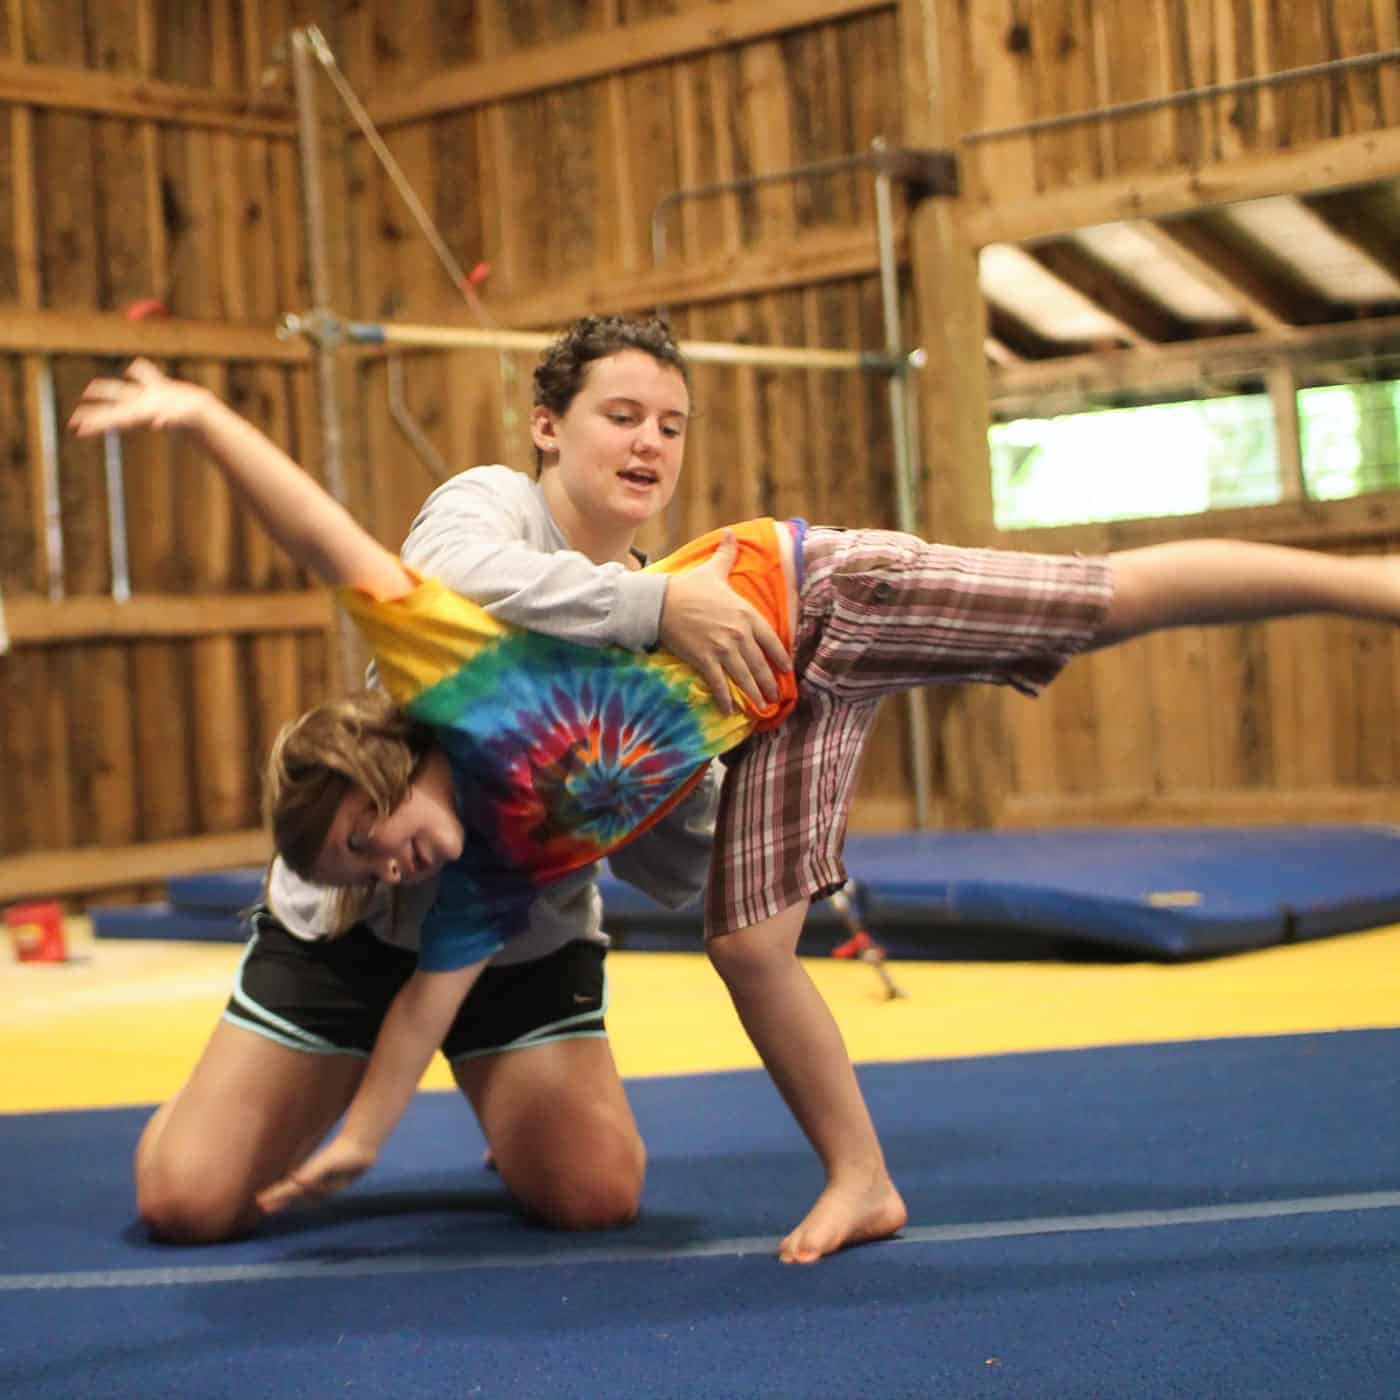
[[990, 381, 1400, 529]]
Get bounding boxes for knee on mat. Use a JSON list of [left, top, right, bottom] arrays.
[[522, 1138, 645, 1232], [136, 1169, 254, 1245]]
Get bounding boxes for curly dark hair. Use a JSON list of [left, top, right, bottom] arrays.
[[531, 314, 690, 474]]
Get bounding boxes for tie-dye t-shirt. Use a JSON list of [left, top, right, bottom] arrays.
[[339, 518, 801, 971]]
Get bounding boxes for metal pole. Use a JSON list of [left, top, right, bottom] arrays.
[[36, 361, 64, 601], [873, 137, 934, 831], [386, 354, 452, 482], [290, 27, 359, 688], [299, 315, 906, 374], [964, 46, 1400, 144], [103, 431, 131, 603]]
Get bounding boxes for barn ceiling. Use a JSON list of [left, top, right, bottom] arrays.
[[981, 176, 1400, 419]]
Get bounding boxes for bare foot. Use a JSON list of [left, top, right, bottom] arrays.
[[778, 1175, 907, 1264]]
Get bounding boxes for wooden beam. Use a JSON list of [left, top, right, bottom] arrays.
[[1267, 362, 1306, 503], [0, 309, 308, 361], [996, 488, 1400, 553], [4, 592, 334, 646], [366, 0, 891, 128], [0, 830, 270, 903], [1028, 239, 1185, 345], [0, 57, 294, 136], [984, 301, 1090, 361], [1302, 188, 1400, 286], [496, 224, 893, 326], [1139, 217, 1328, 331], [990, 310, 1400, 408], [965, 127, 1400, 247]]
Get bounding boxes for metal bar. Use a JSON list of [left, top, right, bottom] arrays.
[[304, 25, 523, 438], [35, 360, 64, 601], [386, 355, 452, 483], [103, 430, 131, 602], [290, 27, 358, 688], [333, 318, 904, 374], [651, 147, 955, 275], [304, 26, 470, 295], [873, 137, 933, 831], [647, 138, 936, 827], [964, 47, 1400, 144]]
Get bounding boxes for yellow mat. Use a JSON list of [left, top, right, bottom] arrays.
[[3, 917, 1397, 1114]]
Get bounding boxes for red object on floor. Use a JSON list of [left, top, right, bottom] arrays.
[[5, 901, 67, 962], [833, 928, 875, 959]]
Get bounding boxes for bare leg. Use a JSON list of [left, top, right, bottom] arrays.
[[454, 1036, 644, 1230], [1100, 540, 1400, 646], [135, 1019, 366, 1243], [706, 900, 907, 1263]]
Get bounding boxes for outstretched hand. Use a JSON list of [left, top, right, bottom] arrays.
[[658, 529, 792, 715], [257, 1137, 378, 1216], [67, 358, 211, 440]]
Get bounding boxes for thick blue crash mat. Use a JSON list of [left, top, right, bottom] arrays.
[[840, 825, 1400, 959], [89, 825, 1400, 960]]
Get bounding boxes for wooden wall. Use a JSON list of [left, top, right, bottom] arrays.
[[4, 0, 1400, 909]]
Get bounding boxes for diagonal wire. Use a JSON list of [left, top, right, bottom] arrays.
[[303, 25, 523, 442]]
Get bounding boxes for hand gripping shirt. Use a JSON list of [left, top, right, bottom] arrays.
[[340, 518, 801, 972]]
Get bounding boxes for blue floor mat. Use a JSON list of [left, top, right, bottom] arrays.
[[90, 824, 1400, 959], [3, 1031, 1398, 1399]]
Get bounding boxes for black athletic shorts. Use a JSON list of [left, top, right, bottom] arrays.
[[223, 907, 608, 1062]]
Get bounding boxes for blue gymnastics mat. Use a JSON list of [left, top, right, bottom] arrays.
[[4, 1032, 1400, 1399], [88, 824, 1400, 961]]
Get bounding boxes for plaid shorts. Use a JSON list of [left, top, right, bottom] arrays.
[[704, 526, 1114, 935]]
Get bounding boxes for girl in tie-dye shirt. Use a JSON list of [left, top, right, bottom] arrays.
[[317, 516, 803, 973]]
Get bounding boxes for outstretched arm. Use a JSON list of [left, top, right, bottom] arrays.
[[69, 359, 411, 601], [257, 961, 484, 1213]]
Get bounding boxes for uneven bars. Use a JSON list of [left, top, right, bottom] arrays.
[[283, 315, 919, 375]]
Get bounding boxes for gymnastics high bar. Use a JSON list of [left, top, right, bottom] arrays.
[[279, 313, 925, 377]]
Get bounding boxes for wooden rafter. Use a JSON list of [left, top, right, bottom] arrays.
[[984, 301, 1088, 361], [1134, 217, 1313, 332], [964, 127, 1400, 247], [1028, 239, 1187, 345], [1301, 188, 1400, 287], [990, 308, 1400, 410]]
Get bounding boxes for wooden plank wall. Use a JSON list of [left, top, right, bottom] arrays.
[[936, 0, 1400, 827], [0, 0, 338, 905], [4, 0, 1400, 910]]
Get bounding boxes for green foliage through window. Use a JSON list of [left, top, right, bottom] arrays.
[[989, 381, 1400, 529]]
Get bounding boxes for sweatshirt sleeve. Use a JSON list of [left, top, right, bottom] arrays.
[[400, 466, 667, 650]]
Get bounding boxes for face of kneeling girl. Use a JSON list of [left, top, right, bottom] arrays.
[[311, 748, 463, 889]]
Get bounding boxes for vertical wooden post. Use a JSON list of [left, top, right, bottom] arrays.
[[1267, 362, 1306, 503], [900, 0, 1007, 829]]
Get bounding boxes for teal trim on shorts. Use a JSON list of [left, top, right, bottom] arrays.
[[446, 965, 611, 1066], [222, 931, 367, 1058]]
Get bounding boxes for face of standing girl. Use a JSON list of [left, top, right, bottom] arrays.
[[532, 349, 690, 544]]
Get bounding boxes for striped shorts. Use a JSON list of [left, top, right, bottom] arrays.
[[705, 526, 1114, 936]]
